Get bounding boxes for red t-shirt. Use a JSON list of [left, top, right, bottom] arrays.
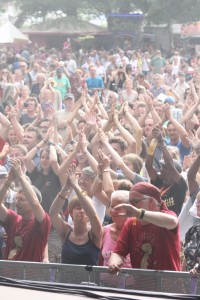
[[114, 210, 180, 271], [1, 210, 51, 262]]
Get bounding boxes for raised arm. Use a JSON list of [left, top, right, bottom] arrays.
[[180, 82, 199, 125], [68, 167, 102, 247], [99, 129, 138, 182], [145, 94, 162, 125], [0, 169, 15, 222], [59, 138, 81, 178], [80, 132, 98, 174], [145, 131, 159, 181], [11, 158, 45, 223], [49, 178, 72, 239], [90, 149, 113, 208], [8, 109, 24, 142], [24, 138, 46, 173], [164, 103, 190, 148], [121, 102, 142, 155], [113, 110, 136, 154], [0, 112, 11, 141], [113, 203, 178, 229], [187, 131, 200, 195]]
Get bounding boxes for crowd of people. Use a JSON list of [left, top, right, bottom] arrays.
[[0, 44, 200, 275]]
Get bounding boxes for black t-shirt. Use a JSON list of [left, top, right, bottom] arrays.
[[151, 175, 187, 216], [20, 114, 37, 125], [27, 168, 61, 213]]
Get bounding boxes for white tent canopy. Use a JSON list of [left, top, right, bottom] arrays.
[[0, 21, 30, 44]]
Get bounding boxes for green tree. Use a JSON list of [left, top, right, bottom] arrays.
[[12, 0, 200, 28]]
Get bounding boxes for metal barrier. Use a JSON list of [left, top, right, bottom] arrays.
[[0, 260, 200, 295]]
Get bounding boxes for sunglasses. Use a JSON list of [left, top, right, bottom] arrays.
[[130, 196, 148, 206]]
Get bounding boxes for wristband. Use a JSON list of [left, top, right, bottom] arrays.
[[76, 189, 87, 197], [103, 169, 110, 173], [57, 193, 66, 200], [138, 208, 145, 219], [47, 141, 55, 147]]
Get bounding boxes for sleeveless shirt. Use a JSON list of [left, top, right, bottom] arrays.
[[61, 230, 100, 265]]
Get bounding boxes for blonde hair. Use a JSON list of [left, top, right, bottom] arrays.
[[166, 146, 180, 160], [122, 153, 143, 174]]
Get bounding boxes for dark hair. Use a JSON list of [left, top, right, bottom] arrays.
[[117, 179, 133, 191], [25, 126, 42, 141], [10, 144, 28, 156], [122, 153, 143, 174], [109, 137, 128, 152], [40, 147, 50, 157], [184, 88, 190, 100], [167, 121, 174, 128], [77, 120, 86, 126], [18, 185, 42, 203], [137, 73, 145, 79], [26, 97, 38, 107], [38, 117, 51, 127]]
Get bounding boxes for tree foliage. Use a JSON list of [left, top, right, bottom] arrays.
[[11, 0, 200, 26]]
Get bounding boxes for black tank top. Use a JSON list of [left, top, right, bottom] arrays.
[[61, 230, 100, 265]]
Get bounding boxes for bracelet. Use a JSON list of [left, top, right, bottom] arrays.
[[138, 208, 145, 219], [47, 141, 55, 147], [103, 169, 110, 173], [57, 193, 66, 200], [76, 189, 87, 196], [70, 140, 76, 145]]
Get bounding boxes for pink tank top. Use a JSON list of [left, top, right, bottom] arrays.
[[101, 224, 132, 268]]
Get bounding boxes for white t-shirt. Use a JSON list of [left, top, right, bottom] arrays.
[[92, 195, 106, 224]]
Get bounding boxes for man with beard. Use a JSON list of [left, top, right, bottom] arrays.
[[108, 182, 180, 272]]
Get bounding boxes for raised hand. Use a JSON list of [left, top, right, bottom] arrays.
[[112, 203, 139, 218], [66, 124, 73, 140], [144, 94, 154, 112], [113, 109, 119, 126], [9, 158, 23, 178], [97, 149, 110, 171], [7, 167, 16, 183], [79, 132, 88, 153], [98, 128, 108, 144], [96, 115, 102, 129], [187, 130, 200, 149], [164, 103, 172, 120], [67, 164, 78, 187], [85, 110, 97, 126], [151, 125, 164, 144]]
